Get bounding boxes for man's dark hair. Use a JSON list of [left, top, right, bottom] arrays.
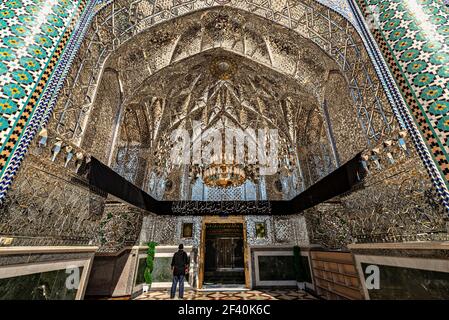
[[178, 244, 184, 250]]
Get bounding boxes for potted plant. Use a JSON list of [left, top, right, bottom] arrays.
[[293, 246, 307, 290], [143, 241, 157, 293]]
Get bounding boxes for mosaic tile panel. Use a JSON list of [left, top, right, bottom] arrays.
[[175, 216, 202, 247], [0, 0, 90, 201], [246, 216, 274, 246], [356, 0, 449, 188], [348, 0, 449, 213]]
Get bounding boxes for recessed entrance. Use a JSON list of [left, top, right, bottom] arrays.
[[203, 223, 245, 285]]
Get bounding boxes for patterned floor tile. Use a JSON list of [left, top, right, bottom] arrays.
[[136, 289, 316, 300]]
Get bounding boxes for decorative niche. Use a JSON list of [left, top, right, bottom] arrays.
[[165, 178, 175, 194], [255, 222, 267, 239], [181, 222, 194, 238], [273, 179, 283, 194]]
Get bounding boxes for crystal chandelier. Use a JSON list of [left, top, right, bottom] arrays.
[[186, 130, 299, 188], [202, 154, 247, 188], [187, 127, 264, 188]]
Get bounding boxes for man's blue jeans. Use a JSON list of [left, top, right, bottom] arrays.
[[170, 275, 184, 299]]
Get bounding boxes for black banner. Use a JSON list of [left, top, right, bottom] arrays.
[[87, 153, 365, 215]]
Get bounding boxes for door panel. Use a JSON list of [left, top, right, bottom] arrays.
[[201, 220, 247, 286], [216, 239, 236, 269]]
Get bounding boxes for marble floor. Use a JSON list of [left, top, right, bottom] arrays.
[[135, 289, 316, 300]]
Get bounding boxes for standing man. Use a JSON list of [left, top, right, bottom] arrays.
[[170, 244, 189, 299]]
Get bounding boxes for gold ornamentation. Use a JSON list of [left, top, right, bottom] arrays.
[[209, 57, 236, 80]]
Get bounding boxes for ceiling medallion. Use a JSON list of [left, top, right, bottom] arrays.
[[209, 57, 236, 80]]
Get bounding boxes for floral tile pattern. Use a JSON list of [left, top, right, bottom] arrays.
[[356, 0, 449, 184], [0, 0, 85, 184]]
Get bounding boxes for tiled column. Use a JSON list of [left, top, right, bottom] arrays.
[[355, 0, 449, 197], [0, 0, 92, 201]]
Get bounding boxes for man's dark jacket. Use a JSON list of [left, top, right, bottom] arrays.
[[171, 250, 189, 276]]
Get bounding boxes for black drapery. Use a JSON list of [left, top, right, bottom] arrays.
[[86, 153, 365, 215], [87, 157, 172, 213], [276, 152, 364, 213]]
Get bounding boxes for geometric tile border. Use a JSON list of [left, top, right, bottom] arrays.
[[354, 0, 449, 213], [0, 0, 94, 202]]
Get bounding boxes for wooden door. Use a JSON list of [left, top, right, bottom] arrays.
[[215, 238, 235, 269], [200, 216, 249, 288]]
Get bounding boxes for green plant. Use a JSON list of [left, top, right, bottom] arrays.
[[293, 246, 307, 282], [144, 241, 158, 285]]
